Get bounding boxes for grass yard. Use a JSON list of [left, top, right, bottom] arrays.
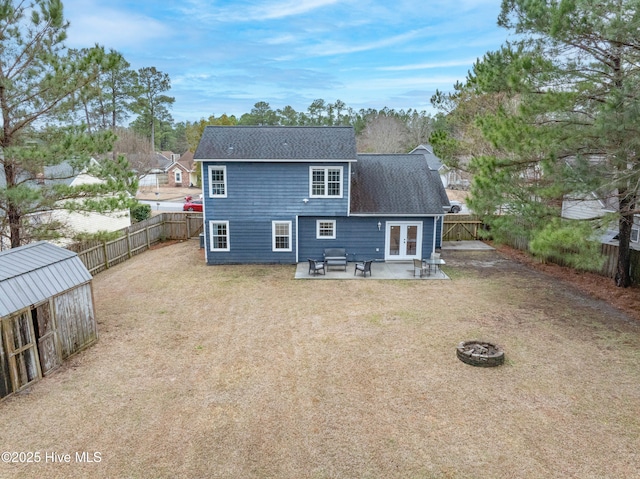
[[1, 240, 639, 479]]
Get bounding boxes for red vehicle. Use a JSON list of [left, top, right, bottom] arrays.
[[183, 198, 203, 212]]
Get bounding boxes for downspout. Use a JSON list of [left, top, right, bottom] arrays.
[[295, 215, 299, 263]]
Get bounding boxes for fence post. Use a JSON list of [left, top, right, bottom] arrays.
[[186, 215, 191, 239], [127, 230, 132, 259], [103, 241, 109, 270]]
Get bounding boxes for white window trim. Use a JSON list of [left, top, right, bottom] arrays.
[[309, 166, 343, 198], [209, 220, 230, 252], [208, 165, 227, 198], [272, 221, 292, 252], [316, 219, 336, 239], [174, 170, 182, 183], [632, 225, 639, 243]]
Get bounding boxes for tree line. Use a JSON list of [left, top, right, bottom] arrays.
[[181, 103, 437, 155]]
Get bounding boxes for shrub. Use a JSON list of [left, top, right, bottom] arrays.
[[131, 203, 152, 223]]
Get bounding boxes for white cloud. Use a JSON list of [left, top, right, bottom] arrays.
[[304, 28, 431, 57], [64, 3, 169, 50], [378, 59, 480, 71]]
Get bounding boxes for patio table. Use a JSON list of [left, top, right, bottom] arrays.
[[423, 258, 445, 275]]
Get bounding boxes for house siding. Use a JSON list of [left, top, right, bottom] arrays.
[[562, 197, 612, 220], [203, 161, 350, 264], [299, 216, 438, 263]]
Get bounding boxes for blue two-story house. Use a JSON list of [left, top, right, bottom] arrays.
[[193, 126, 449, 265]]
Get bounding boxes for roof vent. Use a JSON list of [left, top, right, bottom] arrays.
[[227, 145, 234, 154]]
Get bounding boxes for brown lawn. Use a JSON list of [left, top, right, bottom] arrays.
[[1, 241, 639, 479]]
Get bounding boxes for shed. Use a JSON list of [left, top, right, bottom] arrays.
[[0, 241, 97, 399]]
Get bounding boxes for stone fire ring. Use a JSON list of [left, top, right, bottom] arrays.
[[457, 340, 504, 367]]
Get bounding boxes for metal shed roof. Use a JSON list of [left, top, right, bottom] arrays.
[[0, 242, 92, 317]]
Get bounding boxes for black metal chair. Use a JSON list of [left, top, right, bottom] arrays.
[[308, 258, 326, 275], [354, 260, 372, 277]]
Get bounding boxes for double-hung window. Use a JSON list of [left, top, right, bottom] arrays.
[[272, 221, 292, 252], [209, 221, 230, 251], [310, 167, 342, 198], [175, 170, 182, 184], [316, 220, 336, 239], [632, 225, 639, 243], [209, 166, 227, 197]]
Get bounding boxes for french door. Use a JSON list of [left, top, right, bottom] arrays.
[[385, 222, 422, 260]]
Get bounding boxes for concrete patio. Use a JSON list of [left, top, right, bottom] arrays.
[[294, 241, 494, 280], [295, 260, 450, 280]]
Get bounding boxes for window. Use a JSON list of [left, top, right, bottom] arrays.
[[632, 225, 639, 243], [174, 170, 182, 184], [272, 221, 292, 252], [209, 221, 230, 251], [208, 166, 227, 197], [310, 167, 342, 198], [316, 220, 336, 239]]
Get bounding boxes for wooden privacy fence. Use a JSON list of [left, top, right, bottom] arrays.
[[502, 231, 640, 286], [67, 213, 204, 275], [442, 214, 484, 241]]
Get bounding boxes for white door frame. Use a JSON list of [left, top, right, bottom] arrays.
[[384, 221, 422, 260]]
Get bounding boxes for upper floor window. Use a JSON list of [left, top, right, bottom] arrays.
[[208, 166, 227, 197], [310, 166, 342, 198]]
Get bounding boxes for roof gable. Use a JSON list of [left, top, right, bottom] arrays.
[[351, 154, 447, 215], [0, 241, 92, 317], [409, 144, 447, 172], [194, 126, 357, 161]]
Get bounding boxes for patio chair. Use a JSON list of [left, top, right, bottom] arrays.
[[307, 258, 326, 275], [413, 258, 428, 277], [354, 260, 373, 277]]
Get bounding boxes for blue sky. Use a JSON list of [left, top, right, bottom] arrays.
[[63, 0, 511, 124]]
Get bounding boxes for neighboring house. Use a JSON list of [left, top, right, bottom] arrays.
[[0, 159, 131, 248], [560, 163, 640, 251], [44, 159, 131, 239], [138, 152, 173, 188], [166, 151, 197, 188], [410, 144, 452, 189], [193, 126, 448, 265], [0, 242, 98, 399]]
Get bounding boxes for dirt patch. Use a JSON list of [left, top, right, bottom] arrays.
[[493, 243, 640, 322], [1, 242, 639, 479]]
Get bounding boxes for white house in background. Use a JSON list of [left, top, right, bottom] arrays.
[[46, 160, 131, 245], [562, 190, 639, 251], [1, 158, 131, 248], [138, 152, 173, 188]]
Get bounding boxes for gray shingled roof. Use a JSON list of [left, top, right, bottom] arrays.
[[0, 242, 92, 317], [194, 126, 357, 161], [410, 144, 446, 171], [351, 154, 448, 215]]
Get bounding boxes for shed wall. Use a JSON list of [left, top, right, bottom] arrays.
[[54, 283, 97, 359]]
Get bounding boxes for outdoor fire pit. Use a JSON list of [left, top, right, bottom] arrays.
[[456, 340, 504, 367]]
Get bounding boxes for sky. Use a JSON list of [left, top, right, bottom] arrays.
[[62, 0, 512, 124]]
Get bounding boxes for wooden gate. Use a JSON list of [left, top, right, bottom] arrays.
[[442, 214, 484, 241]]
